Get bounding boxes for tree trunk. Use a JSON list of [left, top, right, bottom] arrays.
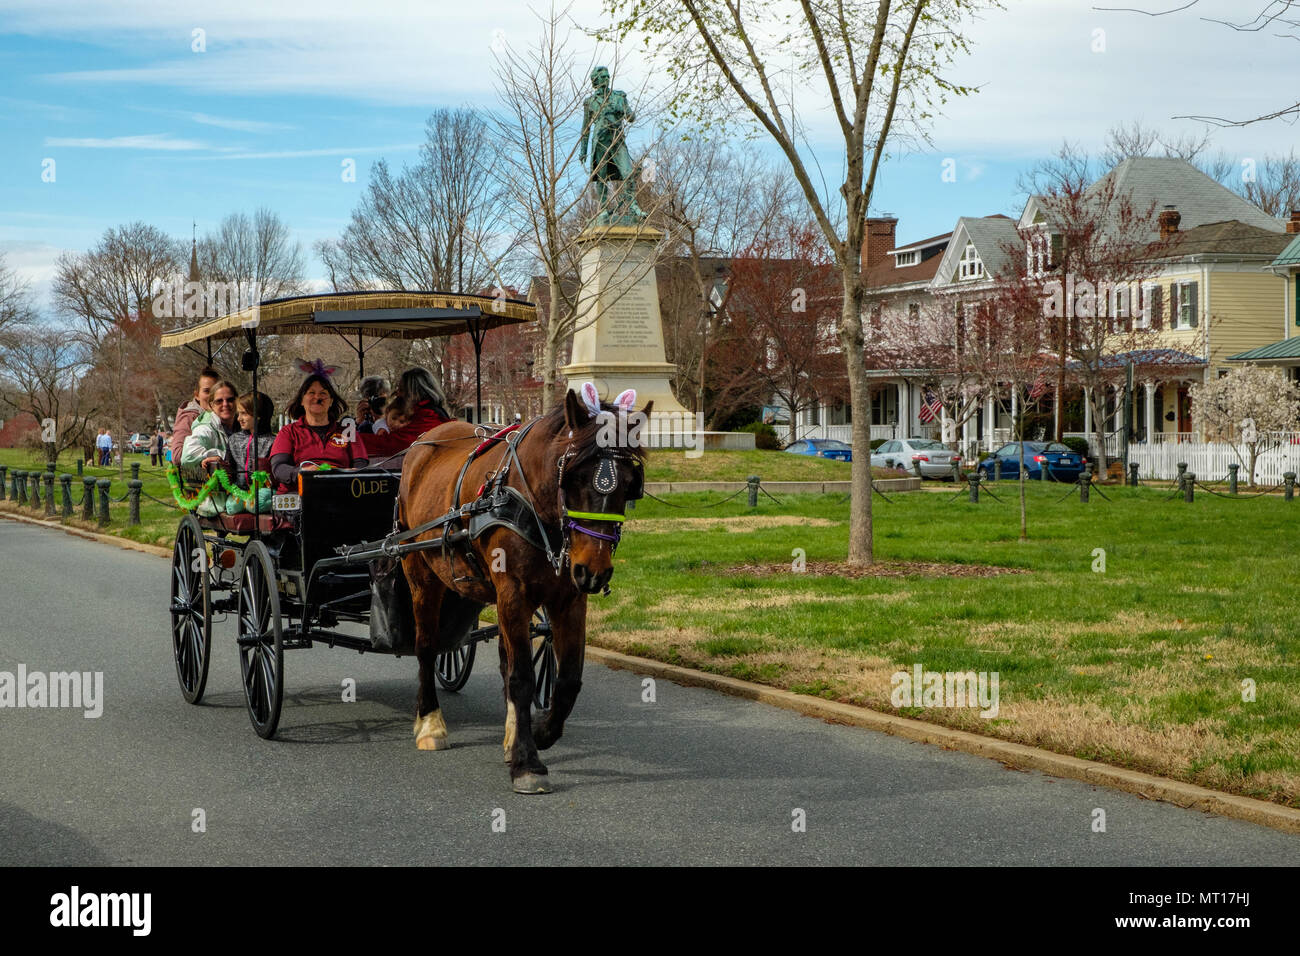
[[542, 281, 564, 413], [841, 274, 872, 566]]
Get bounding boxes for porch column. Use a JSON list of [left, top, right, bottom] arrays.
[[898, 382, 908, 438], [1144, 381, 1155, 443], [1010, 389, 1018, 438], [961, 407, 970, 454], [1083, 387, 1092, 440], [940, 404, 952, 444], [985, 393, 995, 451]]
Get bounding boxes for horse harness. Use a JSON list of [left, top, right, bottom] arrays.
[[365, 416, 642, 587]]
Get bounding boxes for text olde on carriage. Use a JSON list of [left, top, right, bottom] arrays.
[[0, 666, 103, 718], [49, 887, 150, 936]]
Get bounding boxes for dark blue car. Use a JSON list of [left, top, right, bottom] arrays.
[[979, 442, 1086, 481], [784, 438, 852, 462]]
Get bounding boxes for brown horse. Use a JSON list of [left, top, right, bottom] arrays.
[[397, 388, 650, 793]]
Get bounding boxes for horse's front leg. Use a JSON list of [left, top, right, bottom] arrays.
[[533, 592, 587, 751], [407, 556, 450, 751], [498, 597, 550, 793]]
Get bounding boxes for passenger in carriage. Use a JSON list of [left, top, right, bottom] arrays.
[[224, 390, 277, 514], [170, 366, 221, 463], [269, 372, 369, 491], [180, 379, 241, 516], [362, 367, 454, 463]]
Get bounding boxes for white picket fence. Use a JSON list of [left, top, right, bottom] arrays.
[[1125, 442, 1300, 484]]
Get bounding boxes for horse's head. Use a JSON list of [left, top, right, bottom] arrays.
[[555, 387, 651, 594]]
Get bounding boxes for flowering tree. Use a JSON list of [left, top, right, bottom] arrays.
[[1191, 364, 1300, 486]]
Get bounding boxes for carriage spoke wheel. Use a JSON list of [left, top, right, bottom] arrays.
[[531, 609, 556, 711], [236, 541, 284, 740], [434, 642, 476, 691], [170, 515, 211, 704]]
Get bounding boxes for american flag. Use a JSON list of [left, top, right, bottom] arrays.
[[1028, 372, 1049, 402], [918, 387, 943, 423]]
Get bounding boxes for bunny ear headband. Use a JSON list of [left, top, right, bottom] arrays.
[[579, 382, 636, 420], [298, 358, 338, 380]]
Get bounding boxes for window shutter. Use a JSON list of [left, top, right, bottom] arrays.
[[1150, 285, 1163, 329], [1050, 233, 1063, 269], [1170, 283, 1180, 328], [1295, 276, 1299, 327], [1187, 282, 1199, 328]]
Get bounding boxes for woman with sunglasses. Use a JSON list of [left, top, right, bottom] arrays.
[[180, 380, 241, 516]]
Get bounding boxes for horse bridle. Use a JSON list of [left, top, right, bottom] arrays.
[[555, 437, 644, 558]]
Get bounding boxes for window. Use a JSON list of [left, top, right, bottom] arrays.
[[958, 242, 983, 280], [1136, 283, 1156, 330], [908, 302, 920, 321], [895, 250, 919, 267], [1175, 281, 1199, 330], [806, 405, 821, 426]]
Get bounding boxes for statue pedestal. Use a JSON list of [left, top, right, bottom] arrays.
[[561, 225, 692, 419]]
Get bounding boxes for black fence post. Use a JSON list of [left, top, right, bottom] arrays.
[[1228, 462, 1239, 495], [97, 478, 111, 526], [1176, 462, 1188, 484], [1128, 462, 1139, 487], [952, 460, 961, 482], [0, 464, 7, 501], [29, 470, 41, 510], [746, 475, 760, 508], [60, 474, 73, 519], [1079, 473, 1090, 503], [82, 477, 96, 521], [76, 459, 83, 478], [968, 473, 980, 503], [1285, 472, 1296, 502], [130, 461, 140, 482], [1183, 472, 1195, 503], [913, 459, 923, 480], [128, 479, 142, 526], [993, 458, 1001, 482], [44, 472, 55, 517]]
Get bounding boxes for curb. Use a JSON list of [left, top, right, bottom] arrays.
[[0, 508, 172, 559], [6, 509, 1297, 835], [584, 646, 1300, 835]]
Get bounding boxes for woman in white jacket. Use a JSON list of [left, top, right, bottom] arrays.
[[181, 380, 240, 516]]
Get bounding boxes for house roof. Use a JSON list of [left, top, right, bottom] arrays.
[[1094, 157, 1285, 236], [1272, 234, 1300, 267], [1068, 348, 1206, 370], [863, 232, 951, 290], [1226, 337, 1300, 362], [888, 230, 952, 256], [1160, 219, 1294, 259], [929, 215, 1019, 289]]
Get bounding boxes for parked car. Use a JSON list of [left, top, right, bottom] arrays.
[[784, 438, 852, 462], [870, 438, 961, 479], [978, 442, 1086, 482], [128, 432, 152, 453]]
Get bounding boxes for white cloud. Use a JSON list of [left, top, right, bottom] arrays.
[[43, 133, 212, 150]]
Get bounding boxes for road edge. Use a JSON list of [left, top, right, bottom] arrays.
[[584, 647, 1300, 835], [7, 508, 1297, 835]]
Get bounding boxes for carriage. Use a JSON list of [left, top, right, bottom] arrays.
[[161, 292, 557, 739]]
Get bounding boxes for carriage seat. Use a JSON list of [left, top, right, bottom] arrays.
[[197, 512, 293, 534]]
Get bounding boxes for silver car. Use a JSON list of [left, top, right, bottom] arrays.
[[870, 438, 962, 479]]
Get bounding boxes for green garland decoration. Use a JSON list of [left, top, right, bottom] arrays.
[[166, 466, 272, 511]]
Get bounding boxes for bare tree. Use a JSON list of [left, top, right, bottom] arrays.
[[603, 0, 988, 564], [198, 207, 308, 303], [0, 252, 36, 339], [1236, 151, 1300, 217], [52, 222, 180, 476], [0, 322, 97, 462]]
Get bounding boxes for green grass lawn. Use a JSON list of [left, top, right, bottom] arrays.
[[595, 483, 1300, 807], [645, 448, 900, 482]]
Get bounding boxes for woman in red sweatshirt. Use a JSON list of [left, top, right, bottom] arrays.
[[363, 366, 455, 463]]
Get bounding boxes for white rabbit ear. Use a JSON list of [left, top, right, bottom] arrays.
[[614, 389, 637, 411], [580, 382, 602, 417]]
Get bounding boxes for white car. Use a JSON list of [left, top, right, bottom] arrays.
[[870, 438, 961, 479]]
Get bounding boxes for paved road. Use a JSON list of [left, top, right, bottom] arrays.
[[1, 517, 1297, 866]]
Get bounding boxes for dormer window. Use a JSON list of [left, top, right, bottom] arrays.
[[958, 242, 983, 280], [895, 250, 918, 267]]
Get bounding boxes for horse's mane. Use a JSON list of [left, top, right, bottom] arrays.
[[540, 401, 649, 472]]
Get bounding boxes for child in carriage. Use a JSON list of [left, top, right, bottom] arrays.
[[225, 390, 277, 514]]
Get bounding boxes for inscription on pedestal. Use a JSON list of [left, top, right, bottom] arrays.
[[603, 290, 657, 349]]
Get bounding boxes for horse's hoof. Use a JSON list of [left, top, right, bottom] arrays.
[[512, 772, 551, 794], [417, 735, 450, 751]]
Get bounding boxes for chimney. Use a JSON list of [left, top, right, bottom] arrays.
[[1158, 204, 1181, 240], [1288, 209, 1300, 234], [861, 215, 899, 276]]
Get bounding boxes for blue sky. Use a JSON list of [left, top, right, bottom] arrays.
[[2, 0, 1297, 308]]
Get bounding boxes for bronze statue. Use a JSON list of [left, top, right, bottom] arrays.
[[579, 66, 646, 224]]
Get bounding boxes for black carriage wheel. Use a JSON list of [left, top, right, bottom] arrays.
[[236, 541, 284, 740], [530, 609, 556, 710], [434, 641, 476, 692], [170, 515, 212, 704]]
